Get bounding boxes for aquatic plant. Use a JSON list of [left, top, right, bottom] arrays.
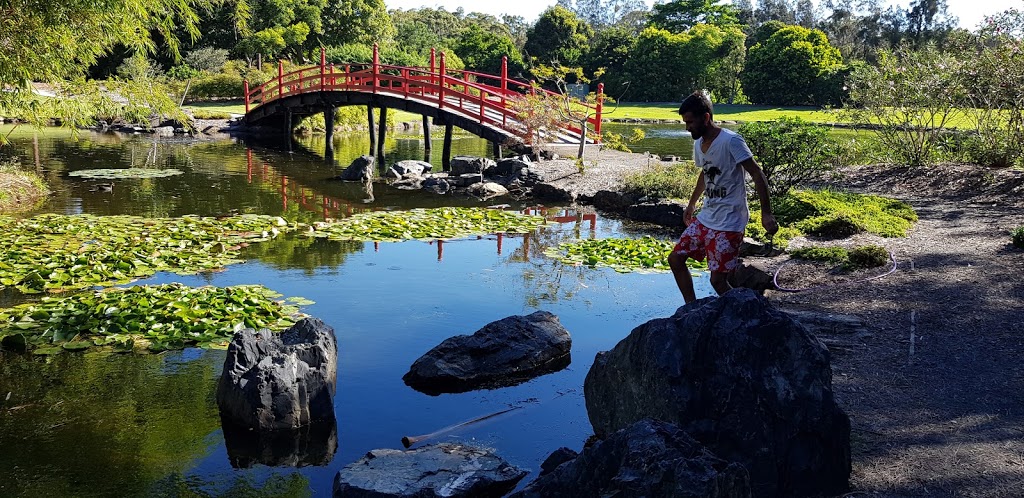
[[69, 168, 184, 179], [304, 207, 547, 242], [0, 214, 296, 294], [544, 236, 708, 273], [0, 283, 310, 354]]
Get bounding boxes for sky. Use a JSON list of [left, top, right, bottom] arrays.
[[383, 0, 1023, 30]]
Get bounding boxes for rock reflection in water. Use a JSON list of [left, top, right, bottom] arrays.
[[221, 415, 339, 469]]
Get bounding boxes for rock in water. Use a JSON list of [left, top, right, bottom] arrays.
[[450, 156, 495, 175], [336, 155, 375, 181], [333, 443, 527, 498], [403, 311, 571, 395], [216, 318, 338, 430], [511, 419, 750, 498], [584, 288, 851, 498]]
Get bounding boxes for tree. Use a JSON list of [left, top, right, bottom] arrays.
[[647, 0, 740, 32], [620, 24, 746, 102], [795, 0, 816, 27], [235, 0, 327, 61], [452, 24, 524, 75], [524, 7, 594, 67], [741, 25, 844, 105], [558, 0, 647, 30], [0, 0, 206, 91], [583, 26, 636, 97], [321, 0, 395, 46], [905, 0, 957, 46], [755, 0, 797, 25]]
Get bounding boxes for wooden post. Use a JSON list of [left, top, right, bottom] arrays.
[[422, 115, 432, 153], [430, 48, 436, 86], [595, 82, 605, 142], [324, 106, 335, 155], [284, 111, 292, 143], [377, 106, 388, 163], [367, 105, 376, 156], [492, 141, 501, 159], [500, 55, 508, 127], [442, 123, 453, 172], [243, 80, 250, 113]]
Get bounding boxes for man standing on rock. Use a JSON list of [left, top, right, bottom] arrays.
[[668, 91, 778, 303]]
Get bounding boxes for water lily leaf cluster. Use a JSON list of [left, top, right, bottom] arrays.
[[305, 207, 547, 242], [0, 283, 308, 354], [544, 236, 709, 273], [69, 168, 185, 179], [0, 214, 295, 293]]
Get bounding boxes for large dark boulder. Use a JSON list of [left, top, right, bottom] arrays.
[[495, 157, 530, 177], [532, 183, 575, 203], [333, 443, 527, 498], [624, 201, 686, 227], [216, 318, 338, 430], [422, 177, 451, 194], [584, 289, 851, 498], [592, 190, 643, 212], [512, 419, 750, 498], [336, 155, 375, 181], [403, 311, 571, 395], [450, 156, 495, 175]]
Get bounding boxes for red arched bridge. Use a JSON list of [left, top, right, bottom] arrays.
[[243, 46, 604, 161]]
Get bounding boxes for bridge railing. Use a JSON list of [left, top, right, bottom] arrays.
[[244, 45, 604, 142]]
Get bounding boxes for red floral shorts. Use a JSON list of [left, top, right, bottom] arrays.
[[672, 220, 744, 273]]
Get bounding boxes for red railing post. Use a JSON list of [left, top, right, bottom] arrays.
[[430, 48, 436, 87], [243, 80, 250, 113], [595, 82, 605, 142], [330, 63, 335, 87], [298, 66, 303, 92], [320, 47, 326, 92], [278, 60, 284, 100], [480, 90, 487, 122], [438, 52, 446, 110], [500, 55, 508, 127], [372, 43, 379, 93]]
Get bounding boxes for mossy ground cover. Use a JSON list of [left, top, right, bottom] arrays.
[[622, 162, 700, 201], [0, 166, 49, 213], [305, 207, 547, 242], [791, 244, 891, 271], [544, 236, 708, 273], [1012, 226, 1024, 249], [0, 213, 295, 293], [775, 189, 918, 238], [0, 283, 309, 354]]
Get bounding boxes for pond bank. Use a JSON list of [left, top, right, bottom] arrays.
[[0, 169, 48, 213]]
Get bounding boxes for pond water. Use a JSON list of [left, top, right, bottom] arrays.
[[0, 124, 713, 497]]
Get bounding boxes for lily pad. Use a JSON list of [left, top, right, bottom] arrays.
[[544, 236, 709, 273], [0, 283, 310, 354], [0, 214, 296, 294], [304, 207, 547, 242], [69, 168, 185, 179]]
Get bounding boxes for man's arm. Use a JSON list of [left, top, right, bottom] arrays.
[[684, 171, 705, 225], [740, 158, 778, 234]]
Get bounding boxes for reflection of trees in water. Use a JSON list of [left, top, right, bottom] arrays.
[[508, 208, 604, 308], [151, 472, 311, 497], [242, 234, 365, 275], [0, 351, 222, 496]]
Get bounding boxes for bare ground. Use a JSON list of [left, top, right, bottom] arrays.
[[537, 155, 1024, 497], [766, 163, 1024, 497]]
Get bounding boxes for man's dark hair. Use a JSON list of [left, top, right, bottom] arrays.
[[677, 91, 713, 119]]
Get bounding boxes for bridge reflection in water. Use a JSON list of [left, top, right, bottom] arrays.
[[245, 149, 599, 259]]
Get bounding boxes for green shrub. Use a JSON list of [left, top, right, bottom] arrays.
[[739, 117, 840, 197], [622, 161, 700, 200], [791, 246, 849, 264], [775, 189, 917, 238], [846, 244, 890, 269], [746, 210, 803, 249], [1012, 226, 1024, 249], [602, 128, 644, 153], [189, 73, 245, 100]]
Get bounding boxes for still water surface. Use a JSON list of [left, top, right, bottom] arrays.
[[0, 125, 711, 496]]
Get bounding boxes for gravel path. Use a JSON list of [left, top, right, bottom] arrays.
[[527, 146, 674, 199]]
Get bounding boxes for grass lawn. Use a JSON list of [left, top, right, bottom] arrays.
[[607, 103, 841, 124]]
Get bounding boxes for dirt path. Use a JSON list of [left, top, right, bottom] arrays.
[[767, 164, 1024, 497]]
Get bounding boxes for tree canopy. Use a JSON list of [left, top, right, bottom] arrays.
[[741, 25, 845, 105], [524, 6, 594, 67], [647, 0, 741, 32]]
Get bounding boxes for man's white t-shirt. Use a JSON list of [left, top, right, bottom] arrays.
[[693, 128, 754, 233]]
